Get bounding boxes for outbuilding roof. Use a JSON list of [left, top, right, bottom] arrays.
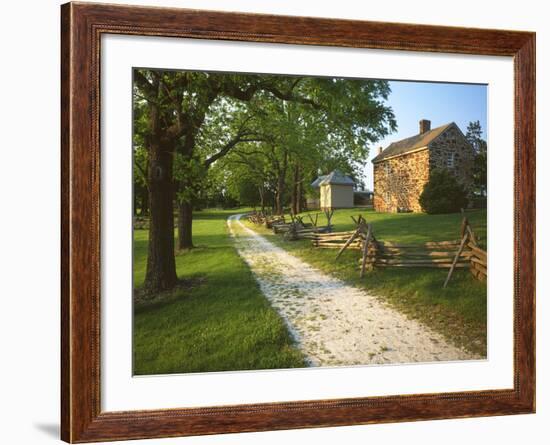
[[311, 175, 328, 188], [311, 170, 355, 187], [371, 122, 454, 164]]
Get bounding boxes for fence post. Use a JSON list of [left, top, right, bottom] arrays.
[[443, 232, 469, 288], [360, 224, 373, 278]]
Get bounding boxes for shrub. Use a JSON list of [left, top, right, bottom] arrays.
[[419, 169, 469, 214]]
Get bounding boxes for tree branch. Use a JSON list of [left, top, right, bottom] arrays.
[[134, 70, 156, 96], [204, 134, 266, 168], [134, 158, 147, 180], [261, 83, 321, 110]]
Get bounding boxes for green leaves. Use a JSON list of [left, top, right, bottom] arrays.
[[465, 120, 487, 197], [419, 169, 469, 214], [133, 68, 397, 209], [173, 153, 207, 203]]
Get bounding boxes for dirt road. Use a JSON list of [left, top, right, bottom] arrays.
[[228, 214, 478, 367]]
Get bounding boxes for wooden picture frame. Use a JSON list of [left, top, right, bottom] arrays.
[[61, 2, 535, 442]]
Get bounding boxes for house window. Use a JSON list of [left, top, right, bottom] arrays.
[[446, 153, 455, 169], [384, 162, 390, 175]]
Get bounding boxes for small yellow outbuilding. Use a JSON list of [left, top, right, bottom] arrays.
[[311, 170, 355, 210]]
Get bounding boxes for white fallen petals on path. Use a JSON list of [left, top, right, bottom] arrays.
[[228, 214, 478, 367]]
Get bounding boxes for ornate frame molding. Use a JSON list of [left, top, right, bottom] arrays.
[[61, 2, 535, 442]]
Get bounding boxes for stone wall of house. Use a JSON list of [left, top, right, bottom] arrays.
[[373, 125, 475, 213], [373, 149, 430, 212], [428, 125, 475, 195]]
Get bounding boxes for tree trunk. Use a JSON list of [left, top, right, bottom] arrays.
[[275, 174, 285, 215], [144, 141, 178, 293], [177, 200, 194, 250], [296, 168, 303, 214], [140, 186, 149, 216], [291, 166, 298, 215], [259, 185, 265, 214], [133, 188, 139, 216], [275, 150, 288, 215], [291, 165, 303, 215]]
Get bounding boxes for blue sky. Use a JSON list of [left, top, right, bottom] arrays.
[[363, 80, 487, 189]]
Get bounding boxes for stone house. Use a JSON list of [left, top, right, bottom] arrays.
[[311, 170, 355, 210], [372, 119, 474, 213]]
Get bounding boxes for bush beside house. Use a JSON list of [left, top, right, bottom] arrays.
[[419, 169, 469, 214]]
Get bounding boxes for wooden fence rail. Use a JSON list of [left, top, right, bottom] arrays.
[[468, 240, 487, 281], [249, 211, 487, 287], [311, 214, 487, 287], [247, 210, 333, 240]]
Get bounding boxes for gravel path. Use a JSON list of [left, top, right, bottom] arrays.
[[228, 214, 477, 367]]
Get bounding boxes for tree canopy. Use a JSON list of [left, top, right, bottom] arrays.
[[133, 68, 396, 292]]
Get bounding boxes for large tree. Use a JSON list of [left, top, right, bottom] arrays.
[[224, 79, 396, 214], [133, 70, 395, 292], [134, 70, 326, 292]]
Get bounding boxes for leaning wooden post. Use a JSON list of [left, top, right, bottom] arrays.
[[460, 213, 478, 246], [335, 228, 361, 261], [466, 224, 478, 246], [443, 232, 469, 288], [360, 224, 373, 278], [460, 216, 467, 238], [351, 215, 364, 226], [325, 209, 334, 232]]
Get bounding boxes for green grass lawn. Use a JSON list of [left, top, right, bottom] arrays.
[[133, 208, 306, 375], [245, 208, 487, 357]]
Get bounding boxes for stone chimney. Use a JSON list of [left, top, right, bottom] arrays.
[[419, 119, 431, 134], [378, 146, 383, 155]]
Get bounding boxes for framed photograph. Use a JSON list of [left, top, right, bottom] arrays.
[[61, 2, 535, 442]]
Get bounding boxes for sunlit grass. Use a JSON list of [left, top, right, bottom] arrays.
[[133, 208, 306, 375], [246, 208, 487, 356]]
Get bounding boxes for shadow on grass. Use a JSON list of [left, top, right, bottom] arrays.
[[134, 276, 207, 313], [133, 208, 307, 375], [246, 215, 487, 357]]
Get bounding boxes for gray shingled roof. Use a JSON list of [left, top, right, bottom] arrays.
[[311, 170, 355, 187], [310, 175, 328, 188], [372, 122, 454, 164]]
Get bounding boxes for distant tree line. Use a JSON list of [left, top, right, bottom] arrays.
[[465, 120, 487, 200], [419, 120, 487, 214]]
